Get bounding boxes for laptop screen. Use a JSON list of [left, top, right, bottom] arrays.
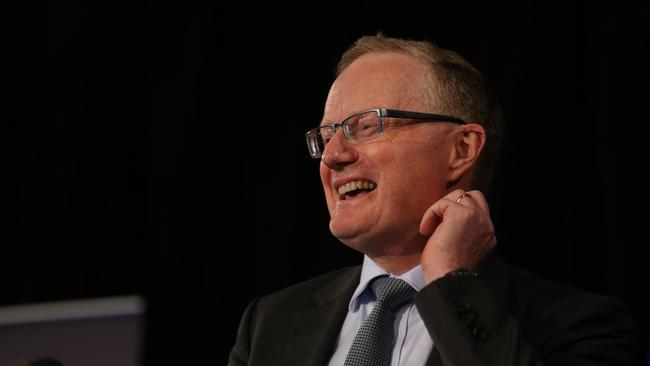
[[0, 296, 144, 366]]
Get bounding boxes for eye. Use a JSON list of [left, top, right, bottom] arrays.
[[319, 126, 335, 144], [360, 121, 375, 130], [353, 115, 377, 137]]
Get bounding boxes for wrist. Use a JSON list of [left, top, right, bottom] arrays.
[[443, 268, 479, 278], [424, 264, 478, 284]]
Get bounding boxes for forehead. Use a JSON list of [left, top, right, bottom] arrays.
[[322, 53, 430, 125]]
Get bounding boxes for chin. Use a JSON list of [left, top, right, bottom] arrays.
[[334, 235, 370, 254], [330, 222, 364, 245], [330, 223, 387, 255], [329, 221, 355, 241]]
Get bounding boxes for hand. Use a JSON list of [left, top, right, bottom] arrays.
[[418, 189, 497, 283]]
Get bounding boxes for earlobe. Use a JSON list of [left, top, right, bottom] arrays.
[[447, 124, 486, 183]]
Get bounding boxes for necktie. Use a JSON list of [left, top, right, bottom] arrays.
[[343, 277, 416, 366]]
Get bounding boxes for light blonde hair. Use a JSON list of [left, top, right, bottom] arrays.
[[337, 35, 503, 191]]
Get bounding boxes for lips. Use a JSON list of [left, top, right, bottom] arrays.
[[336, 179, 377, 200]]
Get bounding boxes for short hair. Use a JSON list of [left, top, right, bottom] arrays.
[[336, 35, 503, 191]]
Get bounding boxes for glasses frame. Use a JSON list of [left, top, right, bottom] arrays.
[[306, 108, 466, 159]]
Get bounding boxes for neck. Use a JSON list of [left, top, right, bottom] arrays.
[[351, 228, 427, 275], [368, 252, 422, 275]]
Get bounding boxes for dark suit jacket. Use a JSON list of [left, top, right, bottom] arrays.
[[228, 254, 636, 365]]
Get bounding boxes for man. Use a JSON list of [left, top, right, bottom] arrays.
[[228, 35, 636, 365]]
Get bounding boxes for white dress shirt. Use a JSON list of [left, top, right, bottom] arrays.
[[327, 255, 433, 366]]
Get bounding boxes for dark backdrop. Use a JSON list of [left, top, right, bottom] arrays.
[[11, 0, 649, 365]]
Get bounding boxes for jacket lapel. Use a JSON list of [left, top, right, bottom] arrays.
[[282, 267, 361, 366], [425, 347, 444, 366]]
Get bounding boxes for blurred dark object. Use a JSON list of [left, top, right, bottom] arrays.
[[0, 296, 144, 366], [29, 358, 64, 366]]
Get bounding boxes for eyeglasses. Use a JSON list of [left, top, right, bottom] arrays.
[[305, 108, 466, 159]]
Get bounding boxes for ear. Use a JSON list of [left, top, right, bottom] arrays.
[[446, 123, 487, 184]]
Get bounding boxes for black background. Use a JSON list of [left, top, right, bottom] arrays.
[[11, 0, 649, 364]]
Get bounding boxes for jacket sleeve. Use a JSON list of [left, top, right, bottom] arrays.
[[228, 299, 259, 366], [415, 271, 637, 366]]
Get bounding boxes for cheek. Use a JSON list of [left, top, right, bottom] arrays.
[[319, 163, 328, 185], [319, 164, 336, 205], [384, 149, 448, 200]]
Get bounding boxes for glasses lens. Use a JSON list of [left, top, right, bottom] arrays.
[[305, 110, 381, 159], [306, 126, 335, 159], [344, 110, 380, 140], [306, 129, 322, 158]]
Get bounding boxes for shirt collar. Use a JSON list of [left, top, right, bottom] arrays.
[[348, 255, 426, 312]]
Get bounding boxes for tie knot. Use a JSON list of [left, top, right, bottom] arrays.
[[370, 277, 416, 310]]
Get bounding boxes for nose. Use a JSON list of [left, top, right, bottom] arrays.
[[320, 129, 358, 170]]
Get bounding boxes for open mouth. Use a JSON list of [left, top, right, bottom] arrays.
[[337, 180, 377, 200]]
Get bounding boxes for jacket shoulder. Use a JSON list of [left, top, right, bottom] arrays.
[[257, 265, 361, 310]]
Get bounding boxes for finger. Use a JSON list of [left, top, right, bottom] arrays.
[[448, 189, 467, 203], [450, 190, 481, 213], [455, 192, 471, 204], [419, 194, 465, 236], [464, 190, 490, 214], [418, 202, 442, 236], [462, 190, 496, 244]]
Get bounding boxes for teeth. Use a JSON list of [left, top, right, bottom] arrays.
[[337, 180, 377, 196]]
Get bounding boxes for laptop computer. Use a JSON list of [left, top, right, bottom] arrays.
[[0, 295, 144, 366]]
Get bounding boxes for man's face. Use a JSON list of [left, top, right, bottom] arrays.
[[320, 52, 457, 256]]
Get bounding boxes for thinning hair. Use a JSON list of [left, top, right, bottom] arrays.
[[337, 35, 503, 191]]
